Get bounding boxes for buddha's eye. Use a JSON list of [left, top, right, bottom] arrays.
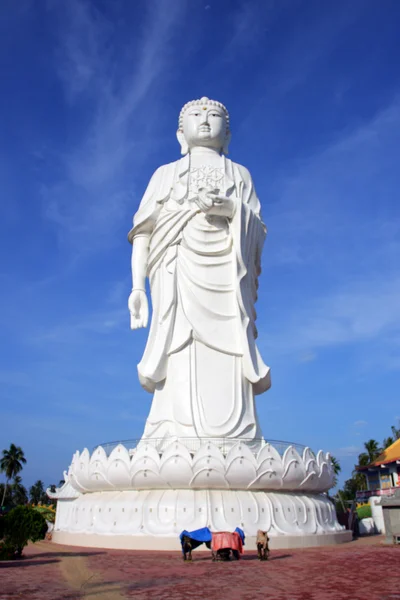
[[190, 111, 201, 117], [210, 112, 221, 117]]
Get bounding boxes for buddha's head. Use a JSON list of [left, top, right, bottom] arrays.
[[177, 97, 231, 155]]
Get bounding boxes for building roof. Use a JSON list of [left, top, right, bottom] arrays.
[[358, 438, 400, 470]]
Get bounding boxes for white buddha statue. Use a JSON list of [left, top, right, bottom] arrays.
[[128, 97, 271, 443]]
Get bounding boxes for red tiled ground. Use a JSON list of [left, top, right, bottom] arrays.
[[1, 537, 400, 600]]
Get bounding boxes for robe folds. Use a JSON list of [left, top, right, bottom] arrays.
[[129, 155, 271, 441]]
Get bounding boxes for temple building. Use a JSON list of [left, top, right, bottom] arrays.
[[356, 438, 400, 534], [357, 438, 400, 496]]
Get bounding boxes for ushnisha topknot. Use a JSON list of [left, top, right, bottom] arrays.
[[178, 97, 230, 132]]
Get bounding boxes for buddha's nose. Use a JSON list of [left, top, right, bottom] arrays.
[[200, 113, 209, 125]]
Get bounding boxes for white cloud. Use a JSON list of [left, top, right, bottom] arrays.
[[256, 97, 400, 369], [262, 272, 400, 360], [354, 420, 367, 427], [29, 308, 126, 346], [298, 351, 317, 363], [265, 98, 400, 268], [42, 0, 189, 252], [335, 445, 362, 458]]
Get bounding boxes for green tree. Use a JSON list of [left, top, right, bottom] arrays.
[[357, 439, 382, 467], [339, 471, 367, 502], [330, 455, 341, 487], [0, 444, 27, 508], [382, 424, 400, 450], [11, 476, 28, 506], [29, 480, 46, 505], [0, 484, 12, 508], [33, 505, 56, 524], [383, 436, 394, 449], [2, 505, 47, 558]]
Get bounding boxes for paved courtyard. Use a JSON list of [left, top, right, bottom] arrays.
[[0, 536, 399, 600]]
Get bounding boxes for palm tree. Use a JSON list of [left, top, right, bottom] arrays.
[[383, 436, 395, 449], [357, 439, 382, 467], [390, 424, 400, 439], [29, 480, 46, 505], [382, 424, 400, 449], [12, 475, 28, 506], [330, 455, 341, 487], [0, 443, 27, 507]]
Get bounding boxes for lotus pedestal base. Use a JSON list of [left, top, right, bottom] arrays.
[[52, 488, 350, 550]]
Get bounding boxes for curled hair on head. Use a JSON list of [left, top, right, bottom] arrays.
[[178, 96, 230, 133]]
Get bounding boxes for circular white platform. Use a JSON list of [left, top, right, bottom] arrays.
[[49, 439, 348, 550], [52, 529, 352, 551]]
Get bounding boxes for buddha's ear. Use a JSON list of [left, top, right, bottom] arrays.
[[177, 130, 189, 155], [222, 131, 231, 156]]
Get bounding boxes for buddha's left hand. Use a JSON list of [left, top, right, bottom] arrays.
[[206, 192, 236, 219]]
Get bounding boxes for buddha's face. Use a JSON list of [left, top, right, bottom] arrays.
[[182, 104, 228, 152]]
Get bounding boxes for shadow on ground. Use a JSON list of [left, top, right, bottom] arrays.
[[29, 551, 105, 559], [0, 558, 61, 568]]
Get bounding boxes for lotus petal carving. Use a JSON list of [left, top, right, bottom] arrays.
[[65, 440, 335, 494]]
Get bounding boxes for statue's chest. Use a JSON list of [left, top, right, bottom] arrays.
[[188, 165, 224, 195]]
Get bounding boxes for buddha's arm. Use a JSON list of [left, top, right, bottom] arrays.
[[128, 235, 150, 329], [131, 234, 150, 291]]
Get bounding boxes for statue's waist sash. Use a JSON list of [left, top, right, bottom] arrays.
[[148, 203, 232, 276]]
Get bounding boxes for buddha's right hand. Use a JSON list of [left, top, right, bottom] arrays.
[[195, 187, 215, 212], [128, 289, 149, 330]]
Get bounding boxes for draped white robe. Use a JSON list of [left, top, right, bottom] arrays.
[[128, 155, 270, 442]]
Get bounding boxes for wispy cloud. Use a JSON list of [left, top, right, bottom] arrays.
[[262, 273, 400, 362], [265, 97, 400, 267], [354, 420, 367, 427], [53, 0, 111, 101], [298, 351, 317, 363], [335, 445, 362, 458], [256, 96, 400, 371], [29, 307, 126, 346], [43, 0, 188, 252]]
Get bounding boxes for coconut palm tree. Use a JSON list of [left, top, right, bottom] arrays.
[[383, 436, 395, 449], [390, 424, 400, 439], [12, 475, 28, 506], [357, 439, 382, 467], [0, 443, 27, 507], [330, 456, 341, 487], [29, 480, 46, 505]]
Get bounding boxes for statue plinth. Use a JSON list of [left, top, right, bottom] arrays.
[[49, 437, 350, 548]]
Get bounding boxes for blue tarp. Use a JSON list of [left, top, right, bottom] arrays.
[[180, 527, 212, 555], [180, 527, 245, 555], [234, 527, 245, 545], [180, 527, 212, 544]]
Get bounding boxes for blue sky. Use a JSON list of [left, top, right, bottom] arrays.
[[1, 0, 400, 491]]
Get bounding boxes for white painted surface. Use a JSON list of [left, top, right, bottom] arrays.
[[370, 496, 385, 534], [53, 489, 343, 538], [128, 97, 270, 442], [359, 517, 376, 535], [57, 440, 335, 495]]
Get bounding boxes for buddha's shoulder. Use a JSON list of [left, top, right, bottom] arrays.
[[229, 160, 253, 182], [146, 160, 183, 184]]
